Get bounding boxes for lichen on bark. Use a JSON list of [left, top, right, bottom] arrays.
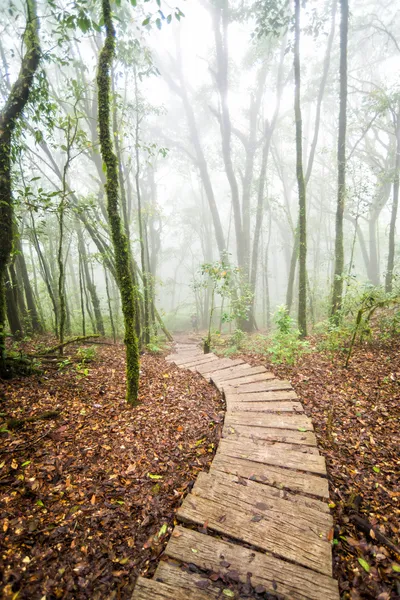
[[0, 0, 40, 376], [96, 0, 140, 404]]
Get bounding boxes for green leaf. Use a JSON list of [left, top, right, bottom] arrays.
[[157, 523, 168, 538], [155, 18, 162, 29], [130, 0, 137, 5], [142, 17, 150, 26], [21, 461, 31, 468], [166, 14, 172, 24], [392, 564, 400, 572], [36, 500, 44, 507], [373, 466, 380, 473], [297, 427, 307, 432], [358, 558, 370, 573], [147, 473, 163, 480], [222, 591, 235, 598]]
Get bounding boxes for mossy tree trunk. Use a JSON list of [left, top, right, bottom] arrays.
[[331, 0, 348, 319], [97, 0, 139, 404], [0, 0, 40, 375], [294, 0, 307, 338]]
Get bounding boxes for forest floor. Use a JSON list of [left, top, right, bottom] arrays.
[[0, 340, 223, 600], [228, 338, 400, 600]]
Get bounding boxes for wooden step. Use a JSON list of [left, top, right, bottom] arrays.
[[222, 423, 317, 446], [178, 355, 219, 368], [205, 469, 329, 512], [211, 365, 267, 382], [224, 379, 293, 393], [217, 438, 326, 475], [226, 400, 304, 413], [192, 472, 332, 529], [225, 410, 313, 430], [166, 352, 203, 363], [164, 526, 339, 600], [195, 358, 245, 375], [225, 389, 298, 401], [177, 493, 333, 575], [217, 372, 276, 391], [154, 562, 221, 598], [222, 429, 319, 454], [132, 576, 211, 599], [211, 454, 329, 498], [174, 353, 216, 365]]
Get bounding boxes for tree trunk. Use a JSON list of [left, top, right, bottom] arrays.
[[212, 2, 245, 271], [104, 266, 116, 342], [97, 0, 139, 404], [385, 103, 400, 293], [5, 270, 23, 338], [16, 237, 43, 333], [286, 1, 336, 312], [133, 68, 150, 345], [294, 0, 307, 338], [0, 0, 40, 374], [76, 223, 105, 336], [331, 0, 348, 318]]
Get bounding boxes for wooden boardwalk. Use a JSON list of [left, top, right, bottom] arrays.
[[132, 344, 339, 599]]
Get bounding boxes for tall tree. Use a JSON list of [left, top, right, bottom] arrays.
[[331, 0, 349, 318], [385, 100, 400, 293], [294, 0, 307, 337], [97, 0, 139, 404], [0, 0, 40, 374]]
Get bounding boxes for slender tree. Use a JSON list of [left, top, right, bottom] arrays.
[[294, 0, 307, 337], [97, 0, 139, 404], [0, 0, 40, 374], [385, 100, 400, 293], [331, 0, 349, 318]]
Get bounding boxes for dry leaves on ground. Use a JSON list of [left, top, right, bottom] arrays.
[[236, 339, 400, 600], [0, 342, 223, 600]]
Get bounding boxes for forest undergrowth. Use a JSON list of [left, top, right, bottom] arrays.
[[0, 341, 223, 600], [230, 336, 400, 600]]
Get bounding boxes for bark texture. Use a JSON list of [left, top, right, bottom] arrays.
[[97, 0, 139, 404], [0, 0, 40, 374]]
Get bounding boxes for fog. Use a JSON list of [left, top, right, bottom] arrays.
[[1, 0, 399, 344]]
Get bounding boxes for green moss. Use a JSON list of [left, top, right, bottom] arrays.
[[96, 0, 139, 404]]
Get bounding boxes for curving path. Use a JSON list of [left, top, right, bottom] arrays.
[[132, 343, 339, 599]]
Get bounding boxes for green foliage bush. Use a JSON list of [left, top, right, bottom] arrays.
[[266, 306, 310, 365]]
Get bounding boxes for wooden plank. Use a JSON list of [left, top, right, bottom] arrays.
[[192, 472, 332, 529], [224, 380, 293, 394], [211, 365, 267, 382], [225, 410, 313, 430], [211, 454, 329, 498], [219, 372, 276, 388], [203, 469, 329, 513], [225, 389, 298, 402], [198, 360, 247, 377], [178, 355, 219, 368], [222, 422, 317, 446], [175, 353, 217, 366], [132, 576, 210, 599], [226, 400, 304, 413], [165, 526, 339, 600], [166, 352, 203, 363], [177, 493, 332, 576], [217, 438, 326, 475], [154, 562, 220, 599], [195, 358, 245, 374]]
